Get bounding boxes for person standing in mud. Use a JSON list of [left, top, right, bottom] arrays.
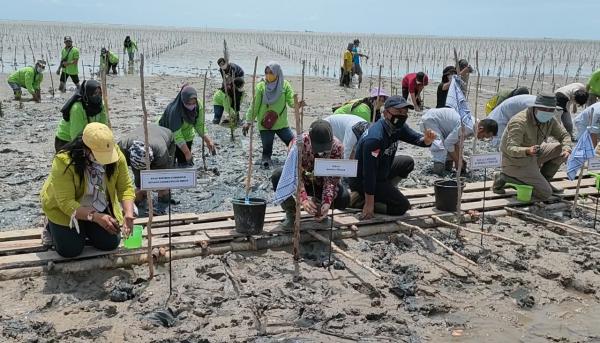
[[349, 96, 436, 219], [57, 36, 80, 92], [351, 39, 369, 88], [100, 48, 119, 75], [340, 43, 354, 87], [7, 60, 46, 102], [333, 88, 389, 122], [159, 85, 216, 167], [243, 62, 302, 169], [494, 94, 572, 200], [436, 66, 457, 109], [272, 120, 350, 229], [123, 36, 138, 64], [41, 123, 135, 257], [54, 79, 108, 152], [213, 57, 245, 124], [118, 123, 176, 205]]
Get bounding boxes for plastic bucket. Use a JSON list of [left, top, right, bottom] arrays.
[[231, 198, 267, 235], [123, 224, 143, 249], [433, 180, 465, 212], [505, 183, 533, 202]]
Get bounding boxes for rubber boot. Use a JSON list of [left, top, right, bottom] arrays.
[[279, 197, 296, 231], [59, 81, 66, 93], [492, 172, 506, 194]]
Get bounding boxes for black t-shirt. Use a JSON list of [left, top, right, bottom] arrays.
[[436, 83, 448, 108]]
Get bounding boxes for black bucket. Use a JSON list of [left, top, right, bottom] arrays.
[[231, 198, 267, 235], [433, 180, 465, 212]]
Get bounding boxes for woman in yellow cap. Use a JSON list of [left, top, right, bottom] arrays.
[[41, 122, 136, 257]]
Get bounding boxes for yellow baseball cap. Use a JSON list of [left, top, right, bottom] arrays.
[[82, 123, 119, 165]]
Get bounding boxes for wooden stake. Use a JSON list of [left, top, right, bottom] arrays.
[[100, 61, 111, 128], [505, 206, 600, 238], [432, 215, 525, 246], [472, 50, 481, 154], [397, 221, 477, 266], [201, 70, 208, 171], [245, 57, 259, 198], [375, 64, 382, 122], [139, 53, 155, 279], [307, 230, 381, 278], [46, 49, 55, 97], [292, 63, 305, 260]]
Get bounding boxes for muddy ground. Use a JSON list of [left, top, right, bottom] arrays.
[[1, 71, 600, 342]]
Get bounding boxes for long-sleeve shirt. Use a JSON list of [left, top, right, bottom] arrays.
[[124, 40, 138, 54], [324, 114, 367, 159], [489, 94, 537, 146], [500, 109, 571, 167], [295, 132, 344, 205], [245, 80, 295, 131], [354, 118, 429, 195], [55, 102, 108, 142], [219, 63, 244, 88], [7, 66, 43, 94], [333, 99, 374, 122], [173, 103, 206, 145]]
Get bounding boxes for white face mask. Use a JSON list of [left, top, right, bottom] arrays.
[[535, 110, 555, 123]]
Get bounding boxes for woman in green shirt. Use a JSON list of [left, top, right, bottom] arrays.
[[243, 62, 302, 168], [159, 85, 215, 167], [55, 79, 107, 152]]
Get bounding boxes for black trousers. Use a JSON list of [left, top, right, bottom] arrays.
[[175, 141, 193, 166], [348, 155, 414, 215], [60, 72, 80, 84], [271, 167, 350, 210], [402, 88, 422, 107], [48, 218, 120, 258]]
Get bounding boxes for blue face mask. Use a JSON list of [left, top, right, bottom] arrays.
[[535, 110, 555, 123]]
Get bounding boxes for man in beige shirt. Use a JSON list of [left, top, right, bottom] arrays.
[[493, 94, 572, 200], [555, 82, 588, 141]]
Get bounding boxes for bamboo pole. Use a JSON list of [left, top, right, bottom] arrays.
[[292, 83, 304, 259], [46, 49, 55, 97], [397, 221, 478, 266], [201, 70, 208, 171], [245, 57, 259, 199], [307, 230, 381, 278], [472, 50, 480, 154], [375, 64, 382, 121], [504, 206, 600, 237], [431, 216, 525, 246], [139, 53, 155, 279], [100, 61, 111, 128]]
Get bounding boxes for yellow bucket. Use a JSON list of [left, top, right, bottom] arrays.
[[505, 183, 533, 202]]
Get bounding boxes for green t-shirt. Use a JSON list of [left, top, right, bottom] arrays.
[[333, 100, 372, 122], [213, 88, 245, 114], [55, 102, 108, 142], [7, 66, 43, 94], [245, 80, 295, 131], [588, 69, 600, 96], [171, 102, 207, 145], [61, 47, 80, 75], [124, 40, 138, 54]]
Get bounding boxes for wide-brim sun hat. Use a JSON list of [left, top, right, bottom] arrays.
[[82, 122, 119, 165]]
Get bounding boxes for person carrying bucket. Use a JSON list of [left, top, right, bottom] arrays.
[[421, 108, 498, 176], [272, 120, 350, 230], [494, 93, 572, 200], [349, 96, 436, 219], [333, 88, 388, 122]]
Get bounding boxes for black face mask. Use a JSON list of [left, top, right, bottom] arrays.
[[391, 115, 407, 129], [88, 94, 103, 106]]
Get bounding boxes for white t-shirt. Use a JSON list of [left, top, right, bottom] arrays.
[[421, 108, 473, 153], [574, 103, 600, 140], [324, 114, 366, 159], [556, 83, 586, 100], [489, 95, 537, 127]]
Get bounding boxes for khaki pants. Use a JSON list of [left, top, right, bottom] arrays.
[[502, 143, 564, 200]]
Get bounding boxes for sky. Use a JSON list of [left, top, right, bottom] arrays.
[[2, 0, 599, 41]]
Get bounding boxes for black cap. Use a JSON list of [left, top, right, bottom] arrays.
[[309, 120, 333, 154], [384, 95, 414, 110]]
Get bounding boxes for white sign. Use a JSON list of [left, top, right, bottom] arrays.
[[470, 153, 502, 170], [314, 158, 358, 177], [140, 169, 197, 190], [589, 158, 600, 171]]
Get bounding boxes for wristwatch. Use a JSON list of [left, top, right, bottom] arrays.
[[87, 210, 97, 222]]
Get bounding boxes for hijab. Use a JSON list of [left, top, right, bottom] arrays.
[[60, 79, 103, 121], [263, 62, 284, 105], [159, 85, 198, 132]]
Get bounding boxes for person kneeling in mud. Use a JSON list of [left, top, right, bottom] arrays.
[[7, 60, 46, 102], [118, 123, 176, 205], [272, 120, 350, 230], [421, 108, 497, 176], [349, 96, 436, 219], [494, 94, 572, 200], [213, 58, 245, 124], [41, 123, 136, 257]]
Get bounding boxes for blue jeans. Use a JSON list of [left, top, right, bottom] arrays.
[[259, 128, 294, 159]]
